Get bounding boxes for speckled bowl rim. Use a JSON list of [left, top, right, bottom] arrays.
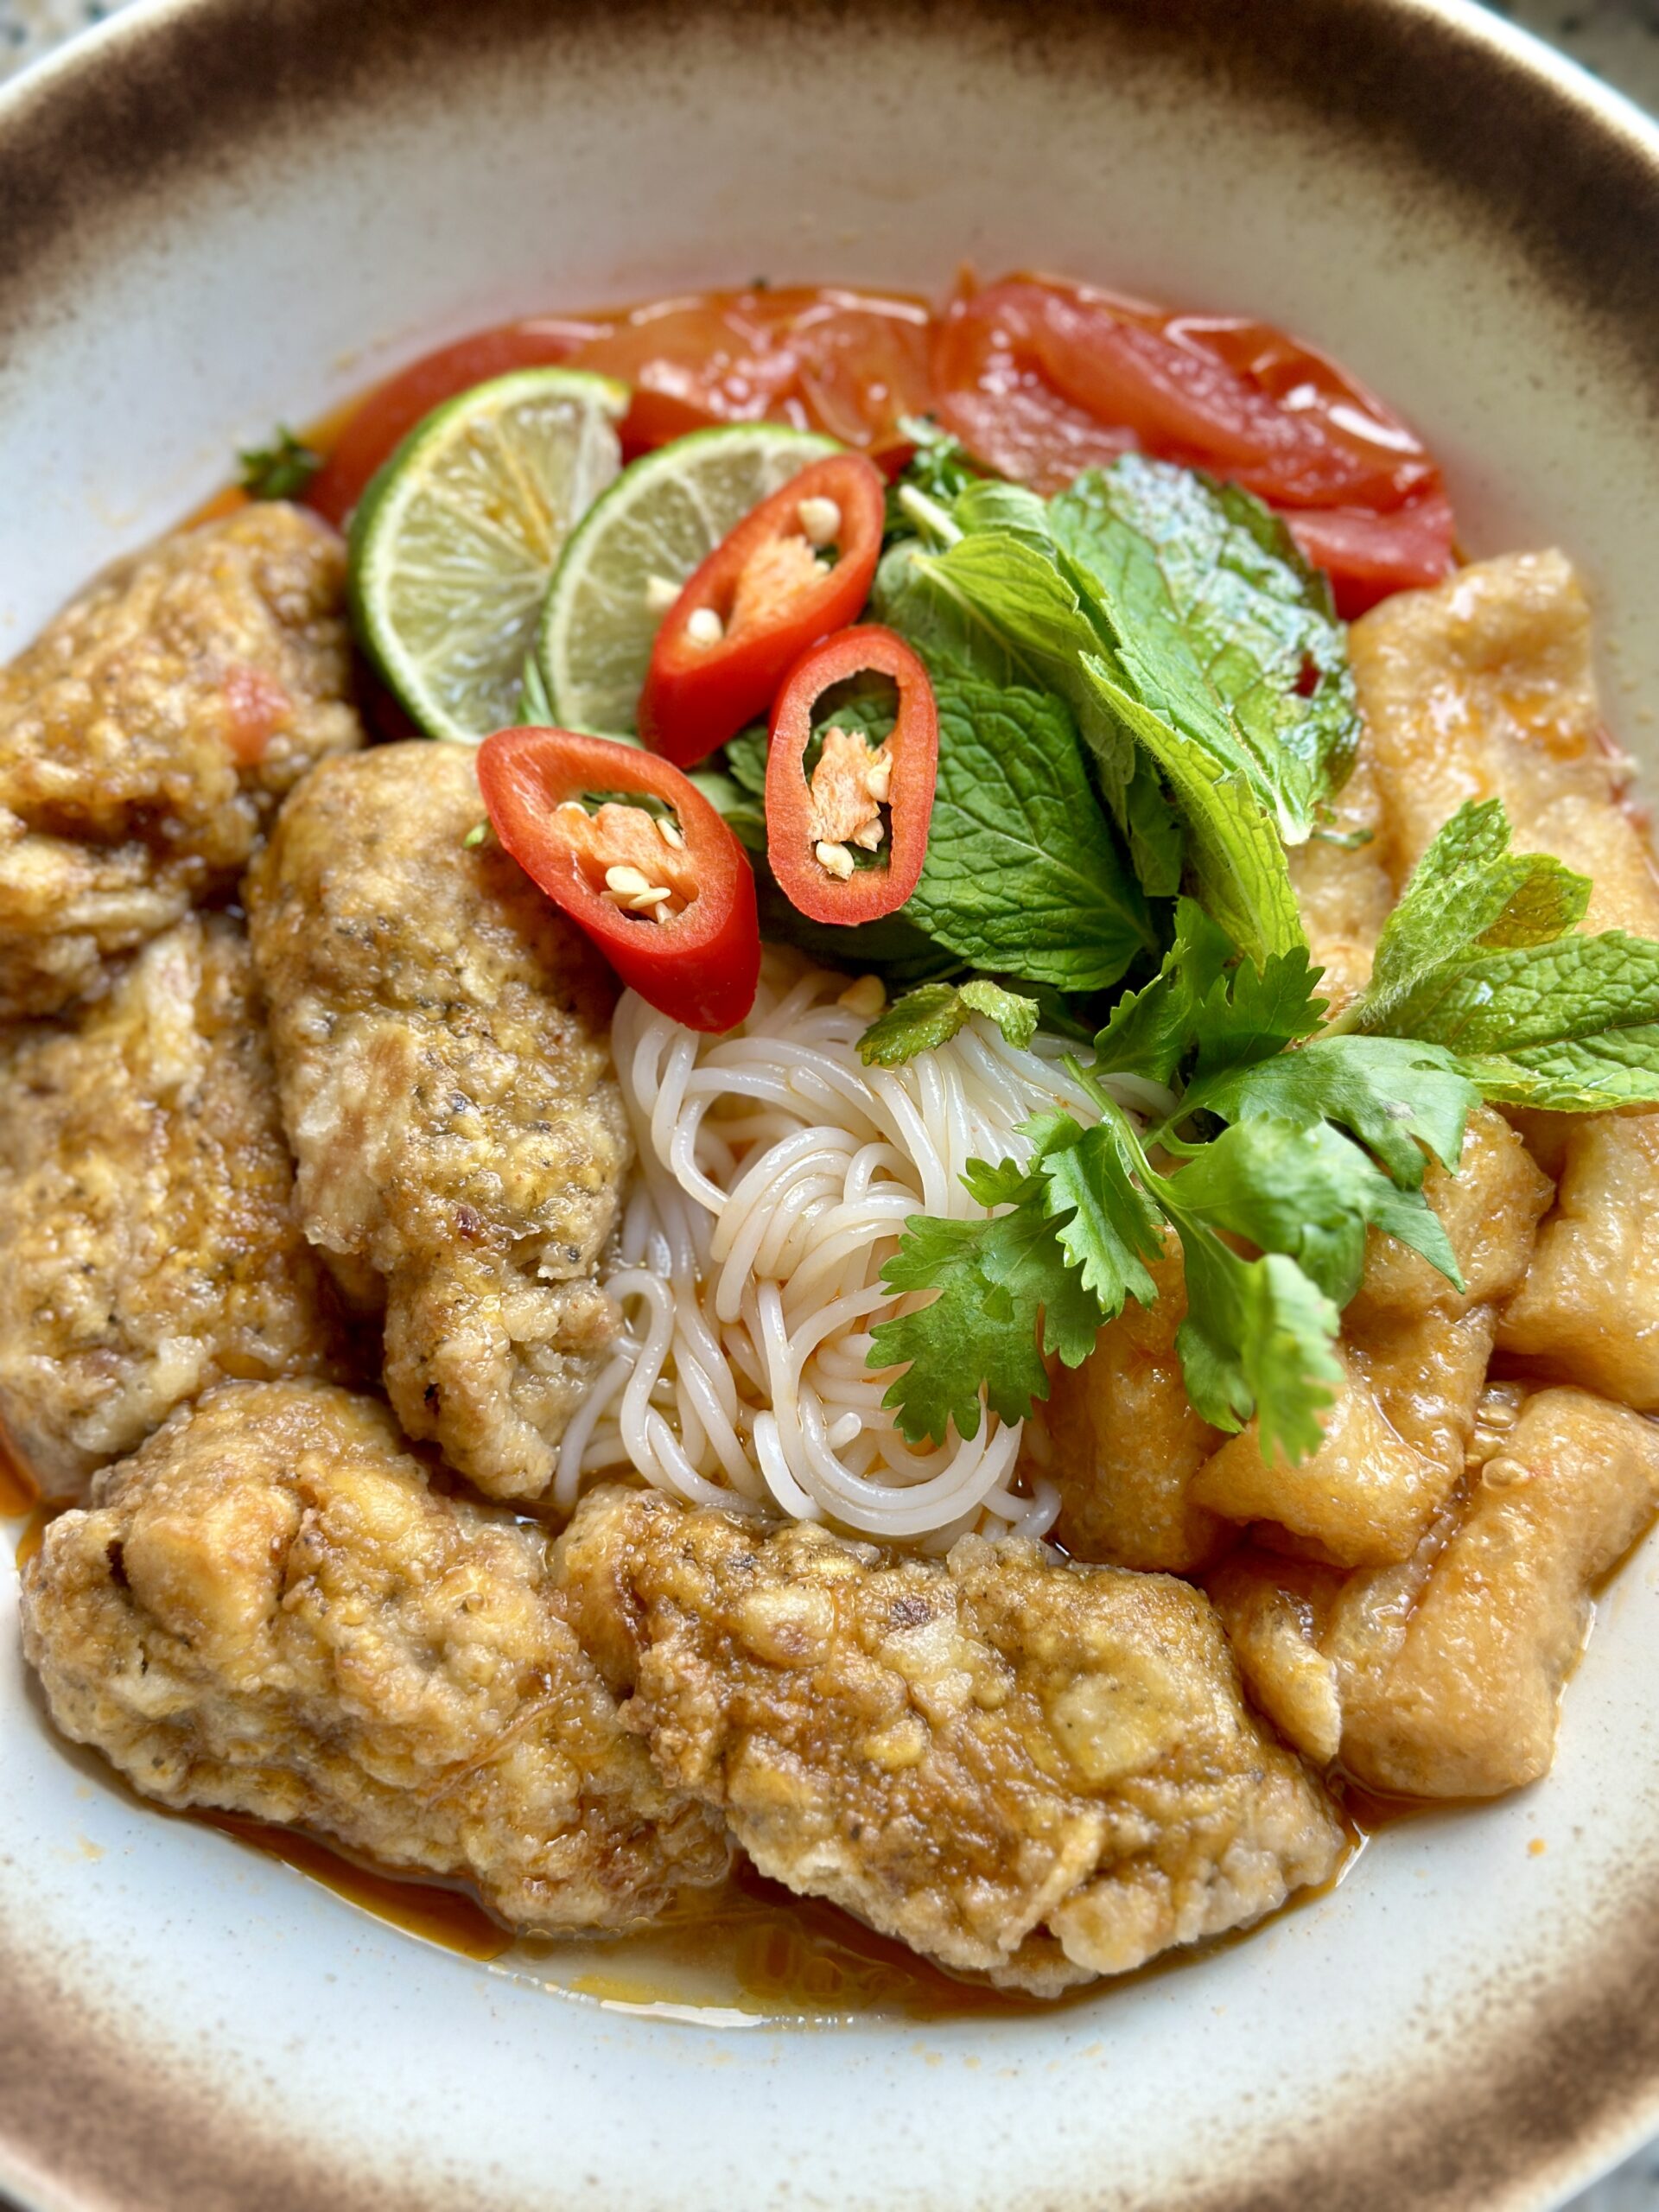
[[5, 4, 1659, 2210]]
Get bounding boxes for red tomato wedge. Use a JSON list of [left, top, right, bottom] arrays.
[[639, 452, 887, 769], [477, 727, 760, 1033], [304, 289, 933, 527], [931, 276, 1454, 614], [301, 276, 1454, 617], [765, 626, 938, 926], [305, 318, 607, 527]]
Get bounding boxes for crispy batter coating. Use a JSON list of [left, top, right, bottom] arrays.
[[246, 744, 631, 1502], [558, 1486, 1344, 1995], [19, 1382, 730, 1929], [1351, 550, 1659, 935], [1284, 727, 1395, 1018], [0, 915, 346, 1494], [1193, 1107, 1551, 1566], [1211, 1385, 1659, 1796], [1039, 1232, 1230, 1573], [0, 506, 362, 1020]]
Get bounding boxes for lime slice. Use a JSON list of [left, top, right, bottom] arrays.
[[537, 423, 842, 736], [349, 367, 628, 743]]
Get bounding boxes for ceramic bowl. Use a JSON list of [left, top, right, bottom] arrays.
[[5, 2, 1659, 2206]]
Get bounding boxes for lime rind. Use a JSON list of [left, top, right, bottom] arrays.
[[537, 422, 842, 736], [350, 366, 628, 743]]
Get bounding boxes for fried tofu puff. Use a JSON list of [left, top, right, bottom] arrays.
[[1351, 550, 1659, 1418], [247, 744, 631, 1503], [1210, 1385, 1659, 1796], [1497, 1113, 1659, 1408], [558, 1486, 1344, 1996], [19, 1382, 731, 1930], [0, 506, 362, 1020], [1060, 1107, 1543, 1573], [1283, 723, 1396, 1019], [1039, 1232, 1231, 1574], [1350, 550, 1659, 935], [0, 915, 347, 1494]]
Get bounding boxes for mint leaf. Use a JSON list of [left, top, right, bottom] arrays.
[[1384, 931, 1659, 1052], [1054, 458, 1360, 831], [1455, 1029, 1659, 1109], [1190, 1032, 1476, 1189], [905, 675, 1154, 992], [1348, 798, 1659, 1110], [857, 979, 1040, 1066], [1360, 798, 1592, 1031], [1171, 1234, 1344, 1463]]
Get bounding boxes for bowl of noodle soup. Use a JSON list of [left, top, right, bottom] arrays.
[[8, 3, 1659, 2210]]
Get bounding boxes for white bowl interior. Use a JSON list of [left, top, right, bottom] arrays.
[[5, 4, 1659, 2207]]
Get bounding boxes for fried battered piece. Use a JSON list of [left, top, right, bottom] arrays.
[[1040, 1233, 1231, 1573], [1211, 1385, 1659, 1796], [1283, 726, 1395, 1017], [0, 505, 362, 1020], [559, 1487, 1344, 1995], [1351, 550, 1659, 934], [1497, 1112, 1659, 1409], [0, 915, 346, 1494], [247, 745, 631, 1502], [19, 1382, 730, 1929], [1193, 1107, 1551, 1566]]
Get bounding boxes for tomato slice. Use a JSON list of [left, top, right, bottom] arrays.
[[931, 276, 1454, 614], [304, 318, 607, 527], [476, 727, 760, 1033], [639, 452, 887, 769], [306, 288, 935, 527], [765, 626, 938, 925]]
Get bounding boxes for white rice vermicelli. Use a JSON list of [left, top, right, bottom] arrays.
[[556, 948, 1154, 1547]]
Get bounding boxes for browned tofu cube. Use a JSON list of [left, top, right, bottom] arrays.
[[1212, 1387, 1659, 1797], [1040, 1233, 1231, 1573]]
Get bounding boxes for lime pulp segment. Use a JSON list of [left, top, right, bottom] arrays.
[[351, 366, 628, 743], [537, 423, 842, 736]]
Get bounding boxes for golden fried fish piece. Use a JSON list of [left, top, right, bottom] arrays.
[[0, 914, 347, 1494], [20, 1381, 730, 1930], [559, 1486, 1344, 1996], [247, 744, 631, 1502], [0, 505, 362, 1019]]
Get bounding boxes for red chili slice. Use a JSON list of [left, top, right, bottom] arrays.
[[764, 626, 938, 926], [477, 727, 760, 1033], [638, 452, 887, 769]]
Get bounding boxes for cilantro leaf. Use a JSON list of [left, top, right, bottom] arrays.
[[1091, 899, 1235, 1086], [1170, 1234, 1344, 1463], [1189, 1032, 1477, 1189], [1036, 1114, 1165, 1312], [905, 675, 1154, 992], [873, 1127, 1103, 1442], [1163, 1116, 1461, 1308], [857, 979, 1040, 1066], [238, 425, 321, 501], [1091, 897, 1324, 1090]]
